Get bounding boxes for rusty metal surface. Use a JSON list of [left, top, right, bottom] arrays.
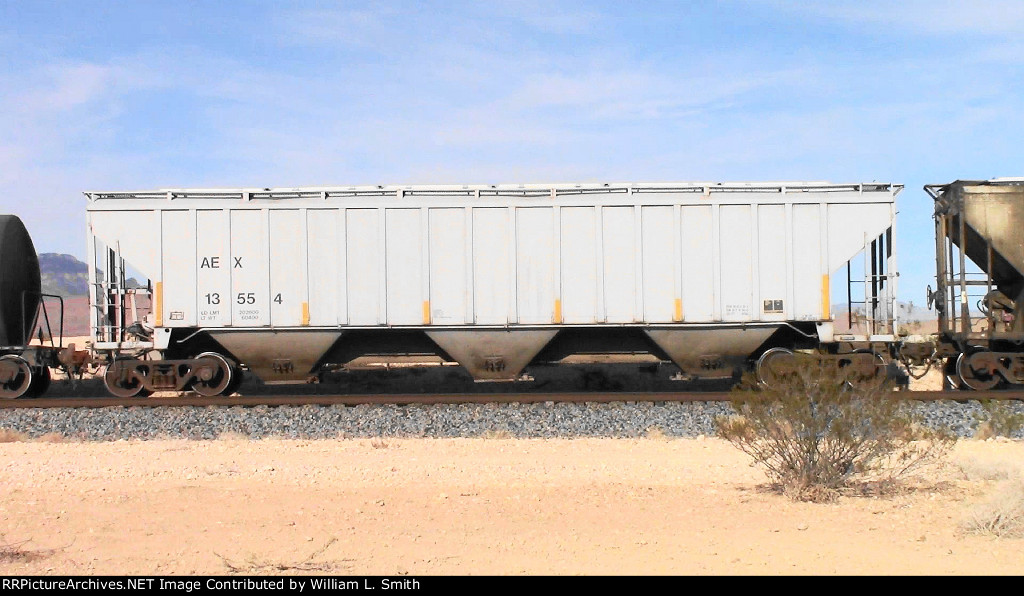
[[958, 183, 1024, 286], [933, 180, 1024, 297], [930, 180, 1024, 343]]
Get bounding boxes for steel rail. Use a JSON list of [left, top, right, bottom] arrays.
[[0, 389, 1021, 409]]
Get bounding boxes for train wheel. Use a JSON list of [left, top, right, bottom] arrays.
[[192, 352, 234, 397], [25, 365, 50, 398], [943, 357, 961, 390], [103, 359, 150, 398], [221, 366, 244, 396], [0, 355, 33, 399], [839, 351, 886, 387], [956, 351, 1001, 391], [756, 348, 796, 387]]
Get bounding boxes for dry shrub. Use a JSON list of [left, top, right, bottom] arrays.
[[973, 400, 1024, 440], [974, 422, 997, 441], [480, 429, 513, 440], [961, 478, 1024, 538], [0, 429, 29, 443], [958, 456, 1018, 482], [217, 430, 250, 442], [0, 545, 48, 563], [0, 538, 31, 563], [0, 534, 55, 563], [369, 438, 390, 449], [215, 537, 351, 573], [645, 426, 671, 441], [716, 362, 955, 502], [34, 432, 67, 443]]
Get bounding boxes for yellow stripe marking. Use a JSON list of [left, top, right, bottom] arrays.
[[821, 274, 831, 319], [155, 282, 163, 327], [423, 300, 431, 325], [554, 299, 562, 323], [301, 302, 310, 326], [674, 298, 683, 322]]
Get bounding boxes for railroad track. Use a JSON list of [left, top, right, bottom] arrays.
[[0, 389, 1021, 409]]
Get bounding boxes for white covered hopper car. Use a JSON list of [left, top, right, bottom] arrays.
[[84, 181, 900, 396]]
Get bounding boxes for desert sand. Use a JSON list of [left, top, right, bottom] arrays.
[[0, 436, 1022, 576]]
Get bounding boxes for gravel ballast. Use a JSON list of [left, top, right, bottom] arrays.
[[0, 400, 1021, 441]]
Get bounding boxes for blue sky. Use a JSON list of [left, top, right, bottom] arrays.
[[2, 1, 1023, 304]]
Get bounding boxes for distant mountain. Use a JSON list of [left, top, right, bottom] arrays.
[[38, 253, 89, 296], [38, 253, 147, 297]]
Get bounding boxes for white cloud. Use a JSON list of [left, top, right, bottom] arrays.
[[11, 63, 120, 113]]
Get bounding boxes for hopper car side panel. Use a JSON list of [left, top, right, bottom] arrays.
[[88, 188, 897, 329], [640, 206, 675, 323]]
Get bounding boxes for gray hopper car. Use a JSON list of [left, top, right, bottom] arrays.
[[82, 181, 901, 397]]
